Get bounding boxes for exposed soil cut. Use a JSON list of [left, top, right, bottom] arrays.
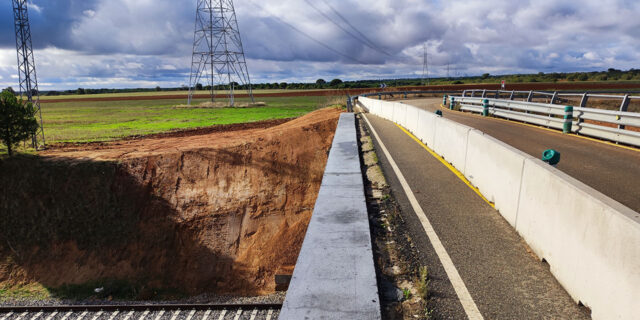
[[0, 108, 341, 299]]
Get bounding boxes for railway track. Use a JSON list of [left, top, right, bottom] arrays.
[[0, 303, 281, 320]]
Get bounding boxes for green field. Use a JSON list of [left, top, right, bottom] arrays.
[[0, 94, 343, 155], [38, 89, 325, 101]]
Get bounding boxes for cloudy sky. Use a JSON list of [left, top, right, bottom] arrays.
[[1, 0, 639, 90]]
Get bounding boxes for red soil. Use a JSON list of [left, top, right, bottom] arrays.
[[0, 108, 342, 297]]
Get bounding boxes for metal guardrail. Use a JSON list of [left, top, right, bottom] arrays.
[[451, 96, 640, 147]]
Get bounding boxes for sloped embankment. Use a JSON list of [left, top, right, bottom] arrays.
[[0, 108, 341, 298]]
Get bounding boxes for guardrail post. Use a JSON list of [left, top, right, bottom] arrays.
[[509, 90, 515, 100], [527, 90, 533, 102], [462, 90, 467, 97], [482, 99, 490, 116], [619, 94, 630, 129], [550, 91, 558, 104], [579, 92, 589, 108], [378, 94, 382, 100], [495, 90, 500, 99], [404, 92, 408, 99], [470, 90, 475, 97], [449, 96, 455, 110], [481, 89, 487, 98], [443, 94, 448, 107], [563, 106, 574, 133]]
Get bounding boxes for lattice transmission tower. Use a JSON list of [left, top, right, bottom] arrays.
[[187, 0, 254, 107], [12, 0, 45, 149]]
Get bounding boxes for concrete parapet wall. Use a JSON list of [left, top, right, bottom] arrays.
[[358, 96, 640, 319], [280, 113, 381, 320]]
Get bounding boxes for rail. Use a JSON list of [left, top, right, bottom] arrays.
[[449, 96, 640, 147], [0, 303, 281, 320]]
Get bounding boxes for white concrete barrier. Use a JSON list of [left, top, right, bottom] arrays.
[[464, 130, 532, 227], [516, 158, 640, 320], [433, 117, 472, 171], [405, 105, 421, 135], [358, 96, 640, 320]]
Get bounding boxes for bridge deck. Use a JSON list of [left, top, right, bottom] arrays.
[[401, 98, 640, 213]]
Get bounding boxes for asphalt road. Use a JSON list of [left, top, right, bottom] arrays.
[[362, 113, 591, 319], [402, 98, 640, 214]]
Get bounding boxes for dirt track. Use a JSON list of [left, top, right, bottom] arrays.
[[39, 82, 640, 103], [0, 108, 342, 298]]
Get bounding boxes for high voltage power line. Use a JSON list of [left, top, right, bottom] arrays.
[[318, 0, 392, 56], [246, 0, 367, 64], [303, 0, 391, 57]]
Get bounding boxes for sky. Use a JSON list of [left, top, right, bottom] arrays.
[[1, 0, 639, 90]]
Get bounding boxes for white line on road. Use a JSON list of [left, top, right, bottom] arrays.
[[362, 113, 484, 320], [44, 311, 58, 320], [89, 311, 102, 320], [184, 310, 195, 320], [107, 311, 119, 320], [60, 311, 73, 320], [248, 309, 257, 320], [168, 310, 179, 320], [15, 311, 28, 320], [265, 310, 273, 320], [122, 310, 134, 320], [153, 310, 164, 320], [216, 310, 226, 320]]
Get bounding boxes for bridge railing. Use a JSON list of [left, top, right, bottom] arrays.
[[449, 96, 640, 147]]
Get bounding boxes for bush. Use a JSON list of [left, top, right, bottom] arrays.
[[0, 89, 40, 156]]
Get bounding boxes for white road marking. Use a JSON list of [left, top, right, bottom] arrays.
[[122, 311, 134, 320], [153, 310, 165, 320], [75, 311, 88, 320], [89, 311, 102, 320], [215, 310, 226, 320], [201, 310, 211, 320], [0, 312, 14, 320], [232, 309, 242, 320], [136, 310, 149, 320], [362, 113, 484, 320], [184, 310, 195, 320], [169, 310, 180, 320], [106, 311, 119, 320], [265, 310, 273, 320], [248, 309, 257, 320], [44, 311, 58, 320], [30, 311, 43, 320]]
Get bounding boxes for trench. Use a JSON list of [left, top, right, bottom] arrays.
[[0, 108, 341, 300]]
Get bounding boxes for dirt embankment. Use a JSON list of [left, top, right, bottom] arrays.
[[0, 108, 342, 298]]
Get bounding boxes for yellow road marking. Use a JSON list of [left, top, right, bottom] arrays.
[[440, 104, 640, 153], [393, 122, 496, 209]]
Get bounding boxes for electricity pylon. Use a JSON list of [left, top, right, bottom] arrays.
[[187, 0, 254, 107], [12, 0, 45, 149]]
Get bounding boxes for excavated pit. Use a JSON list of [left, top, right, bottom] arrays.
[[0, 108, 341, 299]]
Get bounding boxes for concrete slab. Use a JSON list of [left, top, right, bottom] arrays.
[[280, 113, 381, 320]]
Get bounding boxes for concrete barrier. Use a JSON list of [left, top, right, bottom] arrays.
[[515, 158, 640, 320], [405, 105, 420, 134], [280, 113, 381, 320], [433, 117, 472, 171], [464, 130, 531, 227], [358, 96, 640, 319]]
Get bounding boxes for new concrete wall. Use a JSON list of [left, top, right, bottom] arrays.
[[358, 96, 640, 319], [280, 113, 381, 320]]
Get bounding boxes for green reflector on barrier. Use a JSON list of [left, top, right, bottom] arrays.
[[542, 149, 561, 165]]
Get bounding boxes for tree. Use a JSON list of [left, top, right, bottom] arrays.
[[481, 73, 491, 79], [195, 83, 203, 90], [329, 78, 343, 87], [316, 79, 326, 85], [76, 88, 86, 95], [155, 86, 161, 92], [0, 89, 39, 156]]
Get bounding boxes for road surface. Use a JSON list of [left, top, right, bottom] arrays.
[[361, 113, 591, 319]]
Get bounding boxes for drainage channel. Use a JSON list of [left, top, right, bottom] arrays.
[[0, 304, 281, 320]]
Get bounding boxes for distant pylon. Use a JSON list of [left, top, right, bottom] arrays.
[[12, 0, 45, 149], [421, 44, 429, 86], [187, 0, 254, 107]]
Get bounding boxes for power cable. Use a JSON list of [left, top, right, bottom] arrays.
[[303, 0, 391, 57], [319, 0, 392, 56], [246, 0, 367, 64]]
